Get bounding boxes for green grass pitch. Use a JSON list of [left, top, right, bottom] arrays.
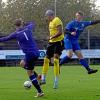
[[0, 65, 100, 100]]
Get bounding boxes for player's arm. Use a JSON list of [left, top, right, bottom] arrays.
[[84, 20, 100, 27], [50, 25, 63, 39], [0, 32, 16, 42], [64, 28, 76, 34], [91, 20, 100, 25], [65, 21, 76, 35]]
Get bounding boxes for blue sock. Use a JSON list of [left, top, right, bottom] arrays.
[[60, 56, 70, 65], [29, 74, 42, 93], [79, 59, 90, 71]]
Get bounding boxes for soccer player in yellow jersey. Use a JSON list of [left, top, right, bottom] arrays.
[[41, 10, 64, 89]]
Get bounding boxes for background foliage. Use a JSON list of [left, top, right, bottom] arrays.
[[0, 0, 100, 38]]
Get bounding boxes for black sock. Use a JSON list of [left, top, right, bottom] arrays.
[[86, 67, 91, 71], [33, 71, 38, 78]]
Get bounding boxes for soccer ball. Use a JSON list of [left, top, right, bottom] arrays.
[[24, 81, 32, 89]]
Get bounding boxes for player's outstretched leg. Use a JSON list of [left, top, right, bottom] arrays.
[[29, 74, 44, 97], [60, 55, 70, 66], [79, 59, 98, 74]]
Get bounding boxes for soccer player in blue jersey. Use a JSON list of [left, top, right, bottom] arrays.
[[60, 11, 100, 74], [0, 19, 44, 97]]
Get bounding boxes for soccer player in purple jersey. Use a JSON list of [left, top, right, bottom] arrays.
[[0, 19, 44, 97], [60, 11, 100, 74]]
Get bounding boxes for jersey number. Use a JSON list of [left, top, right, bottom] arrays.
[[23, 32, 29, 40]]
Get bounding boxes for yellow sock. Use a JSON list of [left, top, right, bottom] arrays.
[[54, 58, 60, 76], [42, 57, 50, 75]]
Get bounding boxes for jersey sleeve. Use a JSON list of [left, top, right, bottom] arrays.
[[0, 32, 16, 42], [83, 21, 92, 27], [91, 20, 100, 25], [66, 21, 76, 32]]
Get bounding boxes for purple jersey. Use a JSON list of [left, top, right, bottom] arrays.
[[0, 22, 39, 57]]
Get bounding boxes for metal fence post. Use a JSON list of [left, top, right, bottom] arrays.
[[88, 29, 90, 64], [54, 0, 57, 16]]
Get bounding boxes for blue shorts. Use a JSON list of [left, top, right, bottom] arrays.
[[24, 53, 39, 70], [64, 37, 81, 51]]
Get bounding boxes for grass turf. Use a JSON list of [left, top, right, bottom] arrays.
[[0, 65, 100, 100]]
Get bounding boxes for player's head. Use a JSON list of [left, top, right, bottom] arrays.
[[75, 11, 84, 21], [14, 18, 24, 28], [45, 10, 55, 21]]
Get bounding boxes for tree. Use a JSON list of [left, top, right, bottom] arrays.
[[0, 0, 99, 37]]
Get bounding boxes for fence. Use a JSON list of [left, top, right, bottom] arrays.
[[0, 0, 100, 66]]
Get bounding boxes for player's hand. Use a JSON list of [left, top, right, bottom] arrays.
[[50, 36, 53, 40], [71, 32, 76, 36]]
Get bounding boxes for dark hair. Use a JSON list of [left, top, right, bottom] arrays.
[[76, 11, 84, 16], [14, 19, 23, 26]]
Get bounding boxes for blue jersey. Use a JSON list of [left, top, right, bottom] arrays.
[[64, 20, 92, 51], [65, 20, 92, 41], [0, 22, 39, 57]]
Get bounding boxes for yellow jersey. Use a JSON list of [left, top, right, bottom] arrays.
[[49, 17, 64, 43]]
